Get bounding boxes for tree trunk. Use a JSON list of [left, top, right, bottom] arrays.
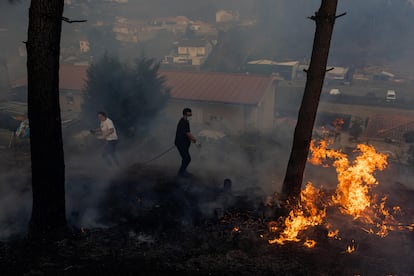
[[26, 0, 67, 239], [281, 0, 339, 202]]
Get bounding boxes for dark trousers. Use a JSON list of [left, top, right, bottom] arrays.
[[102, 140, 119, 166], [176, 145, 191, 175]]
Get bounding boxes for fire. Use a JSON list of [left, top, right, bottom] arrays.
[[268, 183, 326, 245], [232, 227, 240, 232], [346, 240, 356, 254], [330, 143, 388, 218], [269, 139, 411, 248], [327, 229, 340, 240], [268, 221, 278, 233], [309, 140, 399, 236], [304, 239, 316, 248]]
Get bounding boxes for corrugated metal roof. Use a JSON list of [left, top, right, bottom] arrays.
[[160, 70, 276, 105], [247, 59, 299, 66]]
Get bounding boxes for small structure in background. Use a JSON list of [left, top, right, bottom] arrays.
[[160, 70, 279, 134], [329, 88, 341, 95], [215, 10, 239, 23], [245, 59, 299, 80], [163, 39, 214, 66], [385, 90, 396, 102], [325, 66, 350, 83]]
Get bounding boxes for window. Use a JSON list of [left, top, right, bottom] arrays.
[[66, 95, 74, 105]]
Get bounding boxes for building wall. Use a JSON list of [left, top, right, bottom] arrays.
[[215, 10, 238, 23], [256, 84, 276, 130], [163, 98, 271, 135], [59, 89, 83, 112], [162, 80, 276, 134], [178, 46, 206, 57]]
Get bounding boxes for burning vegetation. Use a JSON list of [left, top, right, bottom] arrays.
[[1, 140, 413, 275], [268, 139, 414, 254]]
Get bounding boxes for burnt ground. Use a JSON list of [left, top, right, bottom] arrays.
[[1, 136, 414, 276], [0, 160, 414, 276]]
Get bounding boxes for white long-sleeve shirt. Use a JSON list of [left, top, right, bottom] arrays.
[[100, 118, 118, 141]]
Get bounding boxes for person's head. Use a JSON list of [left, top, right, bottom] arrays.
[[97, 111, 107, 122], [182, 108, 192, 120]]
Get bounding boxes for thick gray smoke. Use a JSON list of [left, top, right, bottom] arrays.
[[1, 0, 414, 248]]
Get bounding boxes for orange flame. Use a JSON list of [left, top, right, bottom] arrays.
[[269, 140, 411, 247], [345, 240, 356, 254], [304, 239, 317, 248], [268, 183, 326, 245], [232, 227, 240, 232], [327, 229, 340, 240]]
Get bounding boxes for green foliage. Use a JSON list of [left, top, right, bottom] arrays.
[[82, 54, 170, 137]]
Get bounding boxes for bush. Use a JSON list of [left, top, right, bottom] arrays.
[[82, 54, 170, 138]]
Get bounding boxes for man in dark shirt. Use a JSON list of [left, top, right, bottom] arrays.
[[175, 108, 197, 177]]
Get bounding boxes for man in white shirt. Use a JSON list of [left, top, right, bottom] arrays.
[[92, 111, 119, 166]]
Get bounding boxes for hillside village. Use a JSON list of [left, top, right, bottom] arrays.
[[1, 0, 414, 168], [2, 1, 414, 275]]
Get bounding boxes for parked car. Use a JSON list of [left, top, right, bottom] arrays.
[[329, 88, 341, 95], [386, 90, 396, 102]]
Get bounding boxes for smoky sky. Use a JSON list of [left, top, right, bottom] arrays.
[[1, 0, 414, 238], [1, 0, 414, 69]]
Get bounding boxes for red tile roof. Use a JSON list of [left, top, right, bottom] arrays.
[[160, 70, 276, 105], [12, 66, 276, 105], [59, 64, 88, 90], [12, 64, 88, 91]]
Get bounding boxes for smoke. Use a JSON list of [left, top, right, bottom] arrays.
[[2, 0, 414, 74], [0, 167, 31, 240], [1, 0, 414, 249]]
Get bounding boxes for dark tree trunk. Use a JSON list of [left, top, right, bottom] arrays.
[[281, 0, 339, 202], [26, 0, 67, 239]]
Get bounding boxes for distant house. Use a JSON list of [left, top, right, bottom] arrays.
[[215, 10, 239, 23], [174, 39, 213, 66], [151, 16, 191, 33], [325, 66, 350, 82], [373, 71, 395, 81], [246, 60, 299, 80], [112, 17, 148, 43], [11, 67, 279, 134], [164, 39, 214, 66], [298, 65, 350, 83], [189, 20, 218, 36], [79, 39, 90, 53], [160, 70, 278, 133]]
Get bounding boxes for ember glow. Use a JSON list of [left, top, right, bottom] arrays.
[[327, 229, 340, 240], [345, 240, 356, 254], [269, 140, 412, 247], [303, 239, 317, 248], [268, 183, 326, 245]]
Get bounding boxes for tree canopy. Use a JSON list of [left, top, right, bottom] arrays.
[[82, 54, 170, 137]]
